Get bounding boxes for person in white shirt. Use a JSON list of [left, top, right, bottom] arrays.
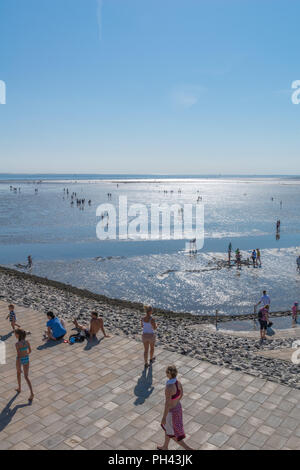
[[141, 305, 157, 368], [256, 290, 270, 308]]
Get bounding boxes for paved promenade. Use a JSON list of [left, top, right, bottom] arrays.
[[1, 301, 300, 450]]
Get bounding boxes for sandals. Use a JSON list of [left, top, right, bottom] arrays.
[[145, 357, 156, 368]]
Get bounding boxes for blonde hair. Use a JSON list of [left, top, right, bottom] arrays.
[[166, 365, 178, 379]]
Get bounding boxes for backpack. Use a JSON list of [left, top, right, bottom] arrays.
[[68, 333, 85, 344]]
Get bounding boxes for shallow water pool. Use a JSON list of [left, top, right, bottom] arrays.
[[218, 315, 300, 333]]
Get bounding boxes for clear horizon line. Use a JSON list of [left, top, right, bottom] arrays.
[[0, 172, 300, 177]]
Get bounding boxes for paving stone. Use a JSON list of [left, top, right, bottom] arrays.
[[2, 300, 300, 450]]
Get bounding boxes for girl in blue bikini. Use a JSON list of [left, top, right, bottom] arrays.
[[15, 329, 34, 401]]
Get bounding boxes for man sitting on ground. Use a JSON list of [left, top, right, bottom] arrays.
[[73, 311, 110, 340], [45, 311, 67, 341]]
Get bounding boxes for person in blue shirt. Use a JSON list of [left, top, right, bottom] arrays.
[[44, 311, 67, 341], [251, 249, 257, 267]]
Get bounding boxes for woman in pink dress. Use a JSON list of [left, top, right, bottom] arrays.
[[158, 365, 193, 450]]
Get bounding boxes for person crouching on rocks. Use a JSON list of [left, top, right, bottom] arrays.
[[73, 311, 109, 341], [141, 305, 157, 368], [44, 311, 67, 341]]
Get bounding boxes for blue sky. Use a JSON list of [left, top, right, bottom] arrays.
[[0, 0, 299, 174]]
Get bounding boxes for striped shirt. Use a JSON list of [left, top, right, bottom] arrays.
[[9, 311, 16, 322]]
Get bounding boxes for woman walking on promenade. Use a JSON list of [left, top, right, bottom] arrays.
[[141, 306, 157, 368], [158, 365, 193, 450], [15, 329, 34, 401]]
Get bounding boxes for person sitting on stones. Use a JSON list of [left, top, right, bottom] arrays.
[[73, 311, 109, 340]]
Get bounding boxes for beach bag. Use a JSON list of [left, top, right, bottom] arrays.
[[68, 333, 85, 344]]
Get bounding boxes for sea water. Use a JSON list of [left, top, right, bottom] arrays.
[[1, 175, 300, 315]]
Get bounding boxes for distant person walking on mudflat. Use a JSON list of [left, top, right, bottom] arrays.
[[256, 290, 270, 309], [292, 302, 298, 323], [235, 249, 242, 269], [228, 242, 232, 265], [297, 256, 300, 273], [251, 249, 257, 267], [141, 306, 157, 368], [256, 248, 262, 267], [158, 365, 193, 450], [258, 305, 270, 341]]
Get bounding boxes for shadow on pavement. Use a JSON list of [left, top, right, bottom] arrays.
[[0, 393, 32, 432], [134, 365, 154, 405]]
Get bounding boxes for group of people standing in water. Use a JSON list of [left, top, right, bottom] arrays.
[[227, 244, 262, 269], [4, 302, 191, 450], [63, 188, 92, 209], [250, 248, 262, 267]]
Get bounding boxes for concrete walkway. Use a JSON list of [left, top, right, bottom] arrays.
[[1, 301, 300, 450]]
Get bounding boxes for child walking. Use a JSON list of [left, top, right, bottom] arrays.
[[15, 329, 34, 402], [6, 304, 20, 331]]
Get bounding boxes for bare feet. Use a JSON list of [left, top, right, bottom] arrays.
[[15, 388, 21, 394], [29, 394, 34, 402], [157, 446, 168, 450]]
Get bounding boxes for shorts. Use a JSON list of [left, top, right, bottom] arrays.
[[54, 334, 66, 341], [142, 333, 156, 344], [259, 319, 268, 330]]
